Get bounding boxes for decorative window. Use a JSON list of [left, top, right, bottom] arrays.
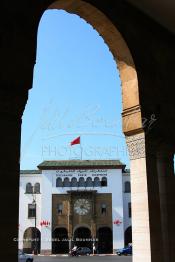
[[56, 178, 62, 187], [101, 177, 107, 187], [63, 177, 70, 187], [26, 183, 33, 194], [34, 183, 40, 193], [125, 181, 131, 193], [71, 177, 78, 187], [78, 177, 85, 187], [86, 177, 93, 187], [94, 177, 101, 187], [28, 204, 36, 218], [57, 203, 63, 215], [101, 203, 107, 214], [128, 202, 131, 218]]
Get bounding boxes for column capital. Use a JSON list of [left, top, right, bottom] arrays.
[[126, 132, 145, 160]]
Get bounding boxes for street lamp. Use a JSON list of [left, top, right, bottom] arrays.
[[32, 186, 37, 255]]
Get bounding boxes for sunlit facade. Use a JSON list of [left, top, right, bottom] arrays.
[[19, 160, 131, 254]]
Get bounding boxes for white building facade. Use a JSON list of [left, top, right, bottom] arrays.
[[18, 160, 131, 254]]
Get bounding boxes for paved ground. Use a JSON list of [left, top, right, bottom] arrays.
[[33, 255, 132, 262]]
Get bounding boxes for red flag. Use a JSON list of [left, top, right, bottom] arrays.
[[70, 136, 80, 146]]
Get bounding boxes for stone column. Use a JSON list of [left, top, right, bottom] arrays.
[[157, 146, 175, 262], [126, 133, 164, 262], [0, 90, 28, 260]]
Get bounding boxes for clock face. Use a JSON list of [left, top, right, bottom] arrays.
[[74, 199, 91, 215]]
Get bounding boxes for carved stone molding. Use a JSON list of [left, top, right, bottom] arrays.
[[126, 133, 145, 160]]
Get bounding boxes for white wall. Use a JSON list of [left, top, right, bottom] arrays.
[[40, 171, 52, 251], [19, 168, 131, 252], [18, 174, 42, 250], [122, 173, 132, 234]]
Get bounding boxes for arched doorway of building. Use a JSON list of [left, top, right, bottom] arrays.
[[74, 227, 92, 249], [52, 227, 69, 254], [125, 226, 132, 246], [23, 227, 41, 254], [97, 227, 113, 254]]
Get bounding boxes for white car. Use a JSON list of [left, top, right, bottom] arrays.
[[18, 250, 34, 262]]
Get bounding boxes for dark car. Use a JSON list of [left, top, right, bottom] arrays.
[[116, 246, 132, 256], [18, 250, 34, 262], [76, 247, 92, 256]]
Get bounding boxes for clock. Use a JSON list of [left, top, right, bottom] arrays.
[[74, 199, 91, 215]]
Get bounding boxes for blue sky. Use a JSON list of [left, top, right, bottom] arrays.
[[20, 10, 129, 169]]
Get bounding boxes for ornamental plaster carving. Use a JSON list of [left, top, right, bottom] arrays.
[[126, 133, 145, 160]]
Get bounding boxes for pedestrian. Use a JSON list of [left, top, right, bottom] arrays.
[[93, 243, 96, 255], [71, 245, 77, 256]]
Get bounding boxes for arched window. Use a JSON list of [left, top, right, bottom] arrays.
[[94, 177, 101, 187], [128, 202, 132, 218], [63, 178, 70, 187], [56, 178, 62, 187], [101, 203, 107, 214], [78, 177, 85, 187], [125, 181, 131, 193], [71, 177, 78, 187], [86, 177, 93, 187], [26, 183, 33, 194], [34, 183, 40, 193], [101, 177, 107, 187], [57, 203, 63, 215]]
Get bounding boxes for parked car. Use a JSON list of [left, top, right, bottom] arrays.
[[70, 247, 92, 256], [76, 247, 92, 256], [18, 250, 34, 262], [116, 245, 132, 256]]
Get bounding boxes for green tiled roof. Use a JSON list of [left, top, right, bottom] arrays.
[[20, 170, 41, 174], [38, 160, 125, 170]]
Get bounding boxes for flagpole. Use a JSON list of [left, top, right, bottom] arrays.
[[80, 136, 83, 160]]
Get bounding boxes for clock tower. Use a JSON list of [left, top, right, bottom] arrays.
[[52, 190, 113, 252]]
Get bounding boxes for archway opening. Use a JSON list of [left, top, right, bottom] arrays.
[[74, 227, 92, 249], [97, 227, 113, 254], [19, 0, 139, 256], [124, 226, 132, 246], [52, 227, 69, 254], [23, 227, 41, 254]]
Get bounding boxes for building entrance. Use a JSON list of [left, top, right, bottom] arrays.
[[23, 227, 41, 254], [97, 227, 113, 254], [52, 227, 69, 254], [74, 227, 92, 249]]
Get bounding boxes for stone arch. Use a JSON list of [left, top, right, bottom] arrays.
[[34, 182, 40, 193], [25, 182, 33, 194], [56, 177, 62, 187], [42, 0, 142, 135], [86, 177, 93, 187], [94, 177, 101, 187], [124, 181, 131, 193], [23, 227, 41, 254], [52, 227, 69, 254], [78, 177, 85, 187], [73, 223, 91, 234], [71, 177, 78, 187], [101, 176, 107, 186], [125, 226, 132, 246], [63, 177, 70, 187], [96, 226, 113, 254], [73, 226, 92, 249]]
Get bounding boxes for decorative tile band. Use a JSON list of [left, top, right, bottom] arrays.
[[126, 133, 145, 160]]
